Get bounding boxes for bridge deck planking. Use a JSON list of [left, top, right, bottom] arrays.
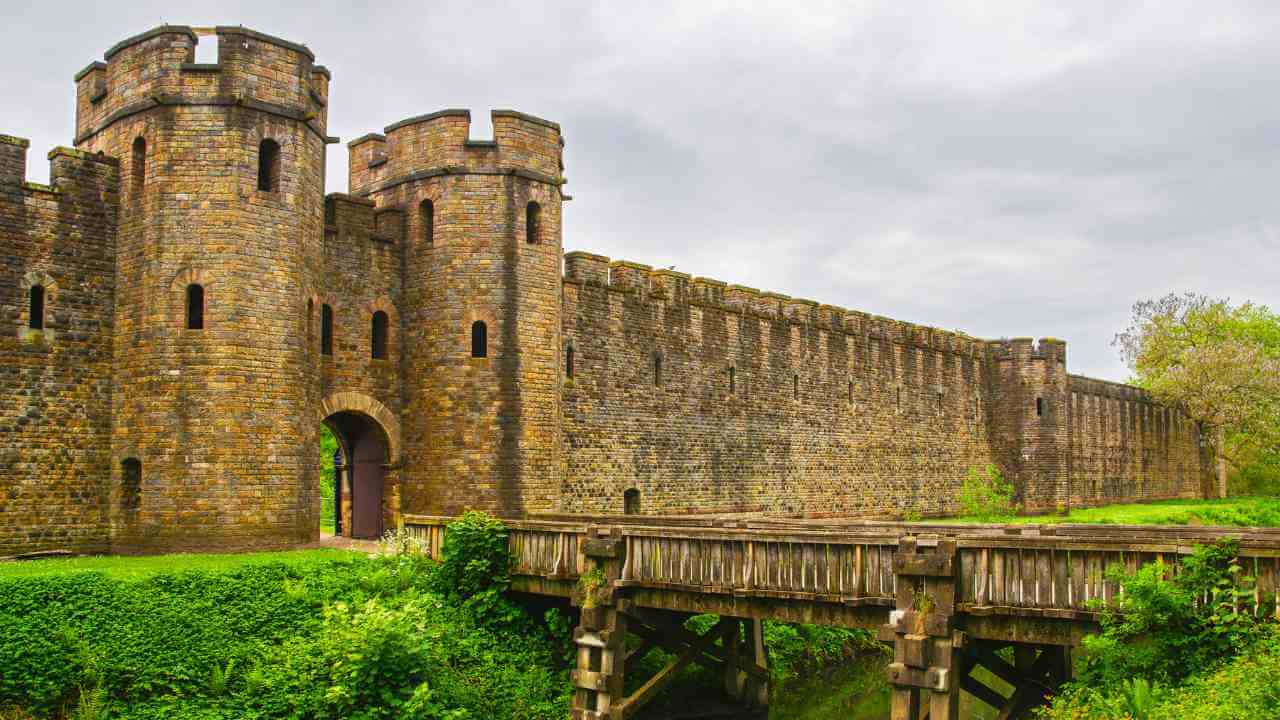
[[404, 514, 1280, 645]]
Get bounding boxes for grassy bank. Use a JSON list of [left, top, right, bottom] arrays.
[[953, 496, 1280, 527], [0, 548, 363, 582], [0, 528, 572, 719]]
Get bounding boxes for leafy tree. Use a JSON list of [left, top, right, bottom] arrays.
[[1114, 293, 1280, 497]]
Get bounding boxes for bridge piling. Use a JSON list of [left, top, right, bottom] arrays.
[[883, 535, 963, 720]]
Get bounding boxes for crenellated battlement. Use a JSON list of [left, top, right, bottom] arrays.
[[562, 250, 990, 357], [73, 25, 331, 146], [0, 134, 120, 200], [348, 108, 563, 197], [987, 336, 1067, 364]]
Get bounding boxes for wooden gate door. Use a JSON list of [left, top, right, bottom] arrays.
[[350, 431, 385, 539]]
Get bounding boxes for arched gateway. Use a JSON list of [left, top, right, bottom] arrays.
[[318, 393, 401, 540]]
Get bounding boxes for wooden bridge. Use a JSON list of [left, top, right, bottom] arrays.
[[405, 514, 1280, 720]]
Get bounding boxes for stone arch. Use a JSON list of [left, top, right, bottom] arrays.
[[170, 267, 215, 292], [317, 391, 401, 464]]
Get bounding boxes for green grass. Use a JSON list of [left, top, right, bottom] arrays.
[[0, 548, 364, 581], [952, 496, 1280, 527]]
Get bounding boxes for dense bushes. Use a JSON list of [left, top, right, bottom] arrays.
[[1041, 540, 1275, 719], [0, 535, 570, 719]]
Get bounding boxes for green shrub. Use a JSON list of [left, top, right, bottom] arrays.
[[0, 553, 570, 719], [430, 511, 522, 627], [959, 464, 1017, 521], [1041, 541, 1271, 719]]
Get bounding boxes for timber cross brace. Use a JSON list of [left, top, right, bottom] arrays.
[[880, 535, 1072, 720], [570, 526, 770, 719]]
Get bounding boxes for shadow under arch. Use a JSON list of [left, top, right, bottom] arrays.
[[317, 392, 401, 539]]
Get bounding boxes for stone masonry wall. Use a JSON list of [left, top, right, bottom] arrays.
[[560, 253, 998, 518], [0, 138, 117, 555], [0, 23, 1212, 555], [559, 255, 1206, 518], [1067, 375, 1206, 506]]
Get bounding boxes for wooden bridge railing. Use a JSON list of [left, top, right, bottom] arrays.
[[403, 514, 1280, 622]]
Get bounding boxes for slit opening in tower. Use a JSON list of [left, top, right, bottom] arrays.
[[258, 139, 280, 192], [1037, 396, 1044, 417], [321, 304, 334, 355], [185, 284, 204, 330], [371, 311, 388, 359], [420, 199, 434, 245], [728, 366, 736, 395], [121, 458, 142, 511], [654, 352, 662, 387], [471, 320, 488, 358], [131, 137, 145, 193], [28, 285, 44, 330], [624, 488, 641, 515], [526, 201, 541, 244], [565, 342, 574, 378]]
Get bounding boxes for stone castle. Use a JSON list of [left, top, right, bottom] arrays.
[[0, 26, 1209, 554]]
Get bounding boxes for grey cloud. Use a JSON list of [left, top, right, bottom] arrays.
[[3, 0, 1277, 381]]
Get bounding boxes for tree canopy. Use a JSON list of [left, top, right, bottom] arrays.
[[1114, 293, 1280, 494]]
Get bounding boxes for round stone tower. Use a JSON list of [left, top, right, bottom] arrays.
[[74, 26, 331, 550], [348, 109, 565, 517]]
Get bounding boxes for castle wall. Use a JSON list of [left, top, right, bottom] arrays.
[[0, 23, 1215, 555], [1067, 375, 1205, 506], [0, 139, 117, 555], [560, 254, 999, 518]]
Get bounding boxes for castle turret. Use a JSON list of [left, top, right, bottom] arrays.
[[986, 337, 1069, 513], [74, 26, 332, 550], [350, 109, 565, 516]]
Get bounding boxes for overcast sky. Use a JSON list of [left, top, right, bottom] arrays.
[[3, 1, 1277, 381]]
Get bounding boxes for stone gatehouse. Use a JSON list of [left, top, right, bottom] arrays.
[[0, 25, 1209, 554]]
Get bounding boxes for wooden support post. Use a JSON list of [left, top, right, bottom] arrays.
[[723, 617, 744, 700], [571, 526, 627, 720], [885, 535, 962, 720], [742, 618, 770, 708]]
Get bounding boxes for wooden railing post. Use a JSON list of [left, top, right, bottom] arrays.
[[571, 526, 627, 720], [883, 535, 963, 720]]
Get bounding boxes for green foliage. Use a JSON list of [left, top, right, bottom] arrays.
[[0, 552, 570, 719], [0, 549, 363, 582], [429, 512, 523, 628], [959, 464, 1017, 521], [319, 425, 339, 534], [1114, 293, 1280, 491], [1076, 541, 1263, 689], [1041, 541, 1272, 719]]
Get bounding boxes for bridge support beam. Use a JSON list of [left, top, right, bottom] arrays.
[[569, 526, 770, 719], [883, 535, 964, 720]]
